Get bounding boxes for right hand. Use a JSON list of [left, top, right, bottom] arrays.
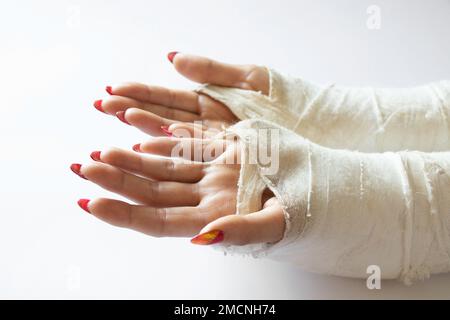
[[94, 53, 269, 135]]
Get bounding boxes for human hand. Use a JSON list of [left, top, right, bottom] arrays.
[[71, 125, 284, 246], [93, 53, 269, 135]]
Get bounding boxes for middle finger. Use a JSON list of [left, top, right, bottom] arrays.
[[78, 162, 200, 207]]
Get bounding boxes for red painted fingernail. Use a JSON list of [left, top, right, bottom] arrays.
[[105, 86, 113, 95], [132, 143, 141, 152], [116, 111, 130, 125], [167, 51, 178, 63], [93, 99, 105, 113], [90, 151, 101, 161], [161, 125, 173, 137], [77, 199, 91, 213], [70, 163, 87, 180], [190, 230, 224, 245]]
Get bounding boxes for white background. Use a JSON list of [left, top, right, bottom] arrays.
[[0, 0, 449, 299]]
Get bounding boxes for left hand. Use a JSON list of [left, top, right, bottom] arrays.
[[71, 125, 285, 246]]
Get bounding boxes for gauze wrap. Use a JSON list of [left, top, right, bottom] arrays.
[[224, 119, 450, 284], [196, 68, 450, 283], [197, 68, 450, 152]]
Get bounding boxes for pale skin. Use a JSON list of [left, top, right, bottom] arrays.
[[74, 53, 285, 246]]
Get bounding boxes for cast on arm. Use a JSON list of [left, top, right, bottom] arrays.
[[198, 69, 450, 152], [221, 119, 450, 284]]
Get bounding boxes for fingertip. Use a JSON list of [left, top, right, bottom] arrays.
[[139, 137, 172, 155], [78, 161, 109, 181], [117, 107, 145, 126], [132, 143, 141, 152], [77, 198, 91, 213], [196, 215, 249, 246], [167, 51, 179, 63], [86, 198, 132, 228], [190, 229, 224, 245], [139, 139, 158, 153], [90, 151, 101, 162], [93, 99, 105, 113], [70, 163, 87, 180], [98, 147, 126, 165], [198, 209, 285, 247], [116, 111, 130, 125]]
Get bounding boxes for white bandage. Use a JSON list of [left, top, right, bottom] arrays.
[[198, 68, 450, 152], [223, 119, 450, 284], [198, 69, 450, 283]]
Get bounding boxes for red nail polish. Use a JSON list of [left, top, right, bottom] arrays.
[[161, 125, 173, 137], [105, 86, 113, 95], [167, 51, 178, 63], [93, 100, 105, 113], [90, 151, 101, 161], [70, 163, 87, 180], [191, 230, 224, 245], [132, 143, 141, 152], [116, 111, 130, 125], [77, 199, 91, 213]]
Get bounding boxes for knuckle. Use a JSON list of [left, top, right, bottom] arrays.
[[169, 90, 177, 106], [164, 159, 176, 180], [144, 85, 154, 100], [154, 208, 167, 237], [126, 205, 135, 228]]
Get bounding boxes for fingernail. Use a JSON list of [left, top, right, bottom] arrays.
[[105, 86, 113, 95], [93, 99, 105, 113], [132, 143, 141, 152], [90, 151, 101, 161], [161, 125, 173, 137], [70, 163, 87, 180], [77, 199, 91, 213], [190, 230, 224, 245], [116, 111, 130, 125], [167, 51, 178, 63]]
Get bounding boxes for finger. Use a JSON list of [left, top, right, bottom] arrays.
[[190, 198, 285, 246], [80, 162, 200, 207], [172, 53, 269, 95], [97, 147, 205, 183], [107, 83, 200, 113], [140, 137, 207, 160], [117, 107, 176, 136], [98, 95, 200, 122], [85, 198, 204, 237], [168, 122, 220, 139], [95, 95, 146, 115], [140, 137, 227, 162]]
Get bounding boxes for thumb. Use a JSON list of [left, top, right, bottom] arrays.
[[190, 198, 285, 246], [169, 53, 269, 95]]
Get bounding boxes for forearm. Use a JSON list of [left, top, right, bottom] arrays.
[[220, 119, 450, 284], [198, 69, 450, 152]]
